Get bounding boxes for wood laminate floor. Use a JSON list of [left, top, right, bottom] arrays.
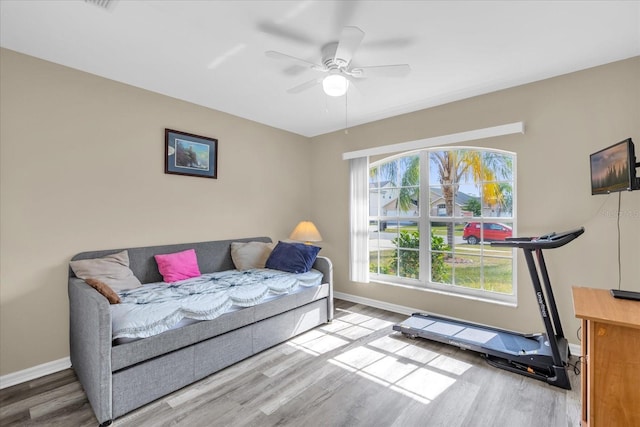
[[0, 300, 581, 426]]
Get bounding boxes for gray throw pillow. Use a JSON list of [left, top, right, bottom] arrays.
[[230, 241, 274, 270], [70, 250, 142, 291]]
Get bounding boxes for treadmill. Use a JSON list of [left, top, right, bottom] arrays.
[[392, 227, 584, 390]]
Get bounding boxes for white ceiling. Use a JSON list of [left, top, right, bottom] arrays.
[[1, 0, 639, 137]]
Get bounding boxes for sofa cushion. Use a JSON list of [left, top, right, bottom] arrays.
[[154, 249, 201, 283], [70, 250, 141, 292], [265, 241, 320, 274], [85, 278, 121, 304], [230, 241, 274, 270]]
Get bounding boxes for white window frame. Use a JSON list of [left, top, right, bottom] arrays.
[[368, 147, 517, 305]]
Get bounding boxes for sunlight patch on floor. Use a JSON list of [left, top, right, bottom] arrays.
[[359, 317, 395, 331], [325, 307, 475, 405], [394, 342, 440, 364], [362, 355, 419, 383], [395, 366, 457, 401], [338, 312, 376, 325], [287, 331, 350, 356], [328, 337, 462, 405], [332, 346, 387, 370], [427, 354, 473, 376], [318, 319, 352, 333], [368, 335, 410, 353], [288, 308, 389, 356], [290, 329, 325, 344], [334, 324, 376, 340], [288, 305, 475, 405]]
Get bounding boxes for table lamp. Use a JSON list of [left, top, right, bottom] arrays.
[[289, 221, 323, 245]]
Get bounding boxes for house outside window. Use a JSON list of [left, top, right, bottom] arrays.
[[368, 147, 516, 304]]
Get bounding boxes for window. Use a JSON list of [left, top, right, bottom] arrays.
[[368, 147, 516, 303]]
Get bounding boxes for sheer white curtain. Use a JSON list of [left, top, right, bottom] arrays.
[[349, 156, 369, 283]]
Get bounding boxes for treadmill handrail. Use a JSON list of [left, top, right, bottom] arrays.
[[491, 227, 584, 249]]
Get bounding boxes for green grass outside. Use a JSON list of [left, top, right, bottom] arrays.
[[449, 257, 513, 293], [375, 218, 514, 293], [430, 224, 465, 236], [370, 242, 513, 294], [384, 224, 464, 236]]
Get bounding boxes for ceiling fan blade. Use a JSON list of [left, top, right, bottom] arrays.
[[287, 77, 323, 94], [265, 51, 325, 71], [350, 64, 411, 78], [258, 21, 316, 45], [334, 26, 365, 67], [332, 1, 359, 35]]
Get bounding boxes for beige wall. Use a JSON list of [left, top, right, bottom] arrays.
[[310, 57, 640, 343], [0, 48, 312, 375], [1, 47, 638, 378]]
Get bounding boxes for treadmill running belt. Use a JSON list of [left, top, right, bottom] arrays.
[[454, 327, 497, 344], [491, 333, 540, 352], [424, 321, 465, 336], [406, 317, 543, 354]]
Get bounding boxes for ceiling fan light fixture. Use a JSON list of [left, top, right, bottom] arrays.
[[322, 73, 349, 97]]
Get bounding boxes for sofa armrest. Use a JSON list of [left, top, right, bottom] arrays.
[[312, 256, 334, 321], [68, 277, 113, 425]]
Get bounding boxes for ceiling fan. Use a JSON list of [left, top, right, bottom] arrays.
[[265, 26, 410, 97]]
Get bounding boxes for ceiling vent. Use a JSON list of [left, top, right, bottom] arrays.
[[84, 0, 116, 10]]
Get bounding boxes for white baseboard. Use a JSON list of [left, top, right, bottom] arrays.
[[334, 291, 423, 316], [334, 291, 582, 359], [568, 343, 581, 358], [0, 357, 71, 389]]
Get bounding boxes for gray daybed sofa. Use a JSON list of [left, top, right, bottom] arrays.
[[68, 237, 333, 426]]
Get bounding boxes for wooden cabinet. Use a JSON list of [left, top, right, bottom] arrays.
[[572, 287, 640, 427]]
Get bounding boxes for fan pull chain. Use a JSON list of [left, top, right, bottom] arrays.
[[344, 90, 349, 134]]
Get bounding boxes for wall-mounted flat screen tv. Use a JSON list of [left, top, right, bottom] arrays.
[[590, 138, 638, 195]]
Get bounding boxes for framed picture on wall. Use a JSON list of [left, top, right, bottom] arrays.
[[165, 129, 218, 179]]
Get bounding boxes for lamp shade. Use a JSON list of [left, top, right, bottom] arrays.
[[289, 221, 323, 244]]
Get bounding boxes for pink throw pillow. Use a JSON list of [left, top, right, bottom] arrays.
[[154, 249, 201, 283]]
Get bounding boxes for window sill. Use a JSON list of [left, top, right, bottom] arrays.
[[369, 277, 518, 308]]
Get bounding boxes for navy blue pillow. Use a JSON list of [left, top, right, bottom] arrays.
[[265, 241, 321, 274]]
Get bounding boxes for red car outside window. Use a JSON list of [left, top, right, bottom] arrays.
[[462, 222, 512, 244]]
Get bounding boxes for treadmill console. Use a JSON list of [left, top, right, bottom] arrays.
[[492, 227, 585, 249], [536, 228, 585, 242]]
